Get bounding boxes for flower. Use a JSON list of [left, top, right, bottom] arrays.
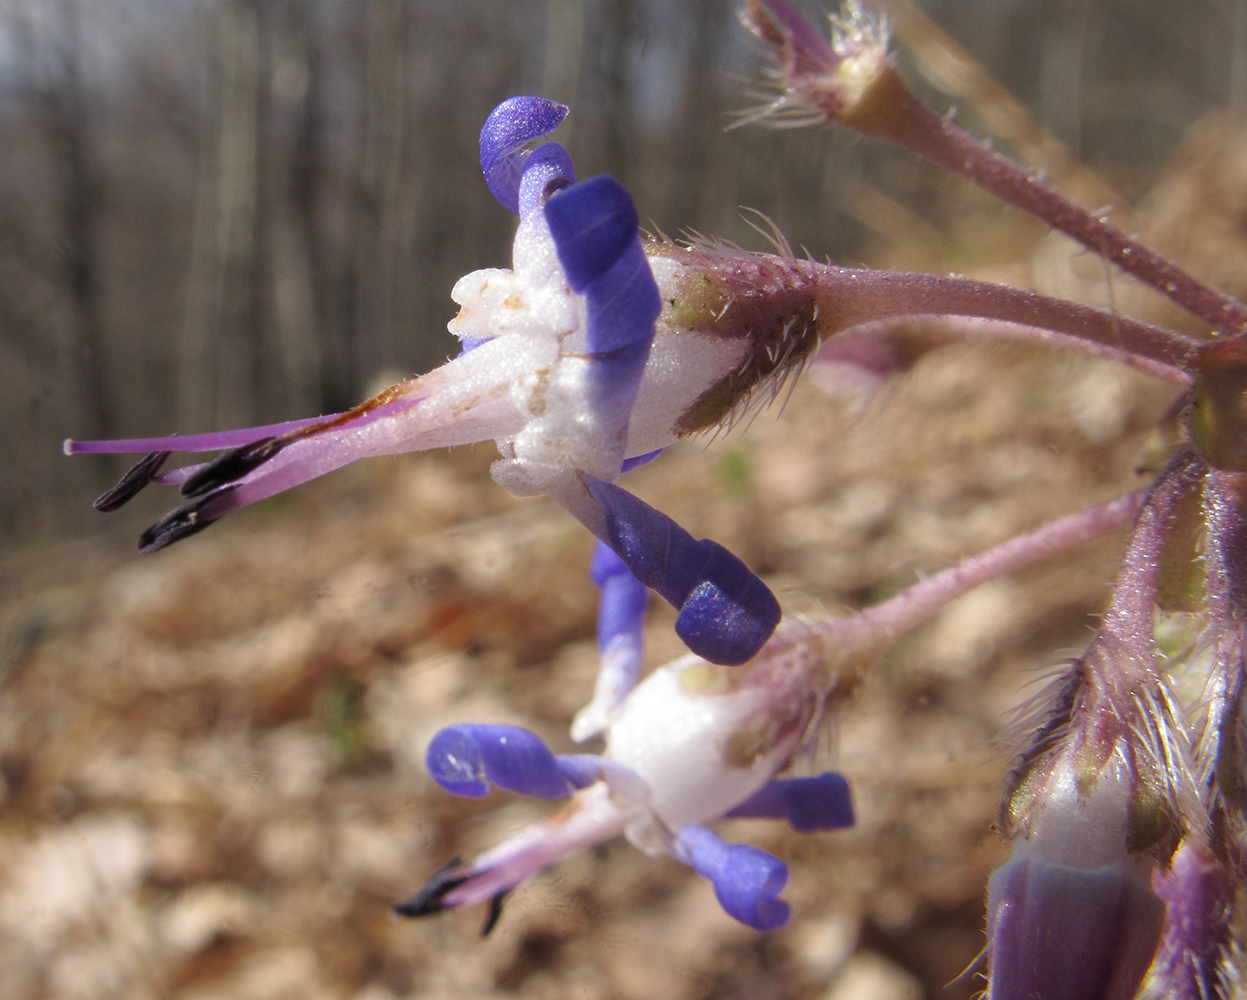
[[398, 623, 854, 933], [67, 94, 1193, 668], [67, 95, 782, 667]]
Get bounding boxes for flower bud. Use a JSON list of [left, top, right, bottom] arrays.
[[987, 853, 1164, 1000], [990, 686, 1173, 1000]]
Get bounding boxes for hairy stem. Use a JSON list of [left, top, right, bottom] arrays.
[[843, 67, 1247, 336], [816, 488, 1147, 665], [803, 261, 1199, 377], [832, 316, 1184, 384]]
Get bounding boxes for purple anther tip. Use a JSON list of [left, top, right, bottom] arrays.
[[480, 96, 569, 214]]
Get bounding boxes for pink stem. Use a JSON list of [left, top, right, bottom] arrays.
[[827, 316, 1187, 384], [1099, 451, 1205, 649], [802, 262, 1200, 374], [825, 488, 1147, 655], [846, 70, 1247, 336]]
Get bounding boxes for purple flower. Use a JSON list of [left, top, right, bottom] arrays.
[[986, 455, 1206, 1000], [68, 95, 782, 666], [398, 624, 854, 933]]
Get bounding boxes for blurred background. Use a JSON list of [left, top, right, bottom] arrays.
[[3, 0, 1245, 546], [1, 2, 1246, 999]]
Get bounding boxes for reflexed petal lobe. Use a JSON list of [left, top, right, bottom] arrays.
[[584, 477, 781, 665], [426, 725, 573, 800], [678, 825, 791, 930], [544, 175, 641, 293], [583, 242, 663, 356], [479, 96, 569, 213], [726, 773, 855, 831]]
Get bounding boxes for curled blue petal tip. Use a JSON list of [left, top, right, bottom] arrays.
[[427, 724, 572, 800], [584, 478, 780, 665], [582, 242, 663, 357], [726, 773, 855, 831], [480, 96, 570, 213], [544, 175, 640, 292], [678, 825, 791, 931]]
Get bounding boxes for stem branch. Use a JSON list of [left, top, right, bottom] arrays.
[[846, 69, 1247, 335]]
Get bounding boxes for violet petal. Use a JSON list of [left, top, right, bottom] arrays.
[[426, 724, 573, 800], [677, 824, 790, 931], [584, 476, 780, 665], [544, 174, 641, 294], [987, 856, 1165, 1000], [725, 773, 855, 831], [479, 96, 569, 213]]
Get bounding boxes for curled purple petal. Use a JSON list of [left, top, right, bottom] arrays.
[[544, 174, 641, 294], [591, 540, 648, 650], [677, 825, 791, 931], [584, 477, 780, 665], [426, 724, 573, 800], [479, 96, 569, 213], [580, 241, 663, 356], [725, 773, 855, 831], [516, 142, 576, 218], [546, 178, 660, 443]]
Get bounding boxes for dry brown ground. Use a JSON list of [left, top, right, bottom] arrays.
[[9, 111, 1247, 1000]]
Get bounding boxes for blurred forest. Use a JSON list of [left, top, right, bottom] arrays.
[[4, 0, 1247, 546]]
